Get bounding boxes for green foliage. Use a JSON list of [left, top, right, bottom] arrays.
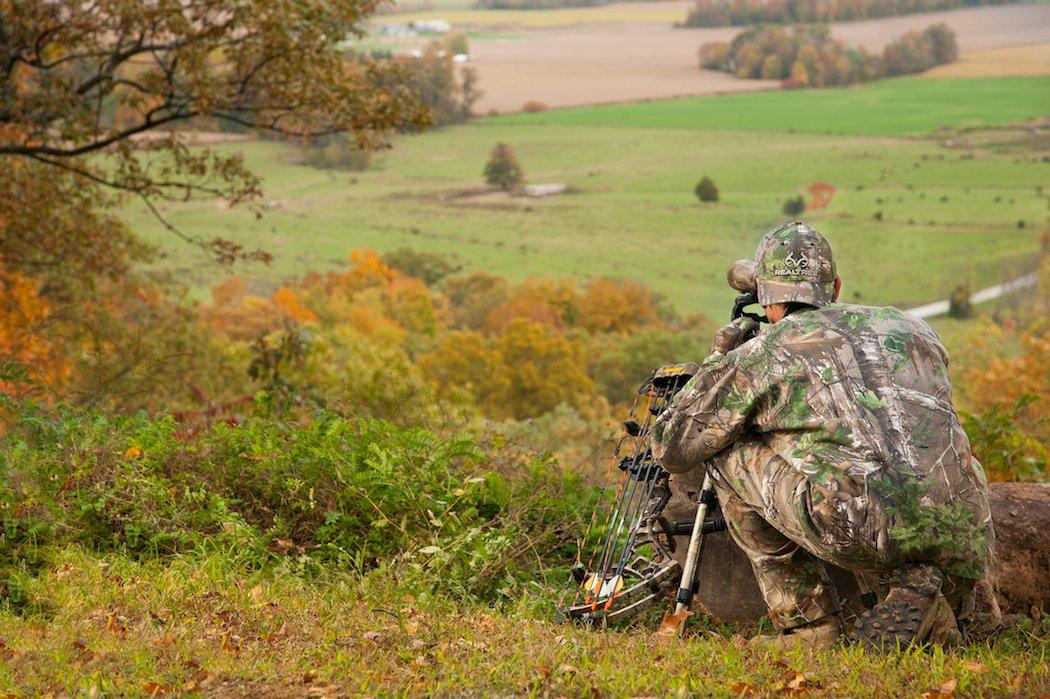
[[694, 176, 719, 203], [782, 195, 806, 216], [0, 406, 595, 606], [382, 247, 461, 285], [484, 142, 524, 191], [962, 395, 1048, 482], [302, 134, 373, 171], [948, 284, 973, 319]]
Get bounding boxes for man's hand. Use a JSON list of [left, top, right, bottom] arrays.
[[712, 317, 759, 354]]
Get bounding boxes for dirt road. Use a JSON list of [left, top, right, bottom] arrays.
[[466, 3, 1050, 112]]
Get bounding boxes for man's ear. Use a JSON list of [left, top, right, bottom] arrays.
[[833, 276, 842, 302]]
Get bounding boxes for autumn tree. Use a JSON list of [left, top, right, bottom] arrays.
[[1, 1, 429, 258], [484, 143, 524, 191], [0, 0, 433, 403]]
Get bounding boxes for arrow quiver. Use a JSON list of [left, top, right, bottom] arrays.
[[560, 362, 727, 626]]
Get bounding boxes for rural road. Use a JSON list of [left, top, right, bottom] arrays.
[[466, 2, 1050, 112], [905, 272, 1039, 319]]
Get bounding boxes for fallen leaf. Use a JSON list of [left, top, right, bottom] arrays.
[[730, 682, 755, 696], [142, 682, 167, 696], [920, 677, 957, 699], [301, 670, 317, 684], [654, 609, 691, 638], [124, 445, 143, 459], [556, 663, 578, 677], [405, 618, 420, 635], [250, 584, 263, 602], [363, 631, 381, 643], [962, 661, 986, 673], [75, 649, 95, 663], [152, 634, 175, 649], [731, 634, 748, 650]]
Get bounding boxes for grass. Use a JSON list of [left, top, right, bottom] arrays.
[[497, 77, 1050, 136], [126, 77, 1047, 316], [2, 547, 1046, 696]]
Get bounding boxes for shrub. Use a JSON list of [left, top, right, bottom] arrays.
[[382, 248, 461, 285], [782, 195, 806, 216], [694, 176, 719, 203], [302, 135, 373, 171], [962, 396, 1047, 482], [948, 284, 973, 319], [0, 405, 597, 603], [484, 143, 524, 191]]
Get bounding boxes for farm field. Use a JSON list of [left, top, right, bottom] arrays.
[[126, 77, 1048, 318], [380, 3, 1050, 111], [925, 42, 1050, 77]]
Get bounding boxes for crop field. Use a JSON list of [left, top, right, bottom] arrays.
[[126, 77, 1048, 317], [384, 3, 1050, 111], [926, 42, 1050, 77]]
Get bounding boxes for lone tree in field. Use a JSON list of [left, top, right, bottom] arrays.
[[782, 195, 806, 216], [694, 176, 719, 203], [484, 143, 524, 191]]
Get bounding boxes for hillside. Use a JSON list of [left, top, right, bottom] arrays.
[[125, 77, 1048, 316]]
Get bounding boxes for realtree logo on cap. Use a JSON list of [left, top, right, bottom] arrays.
[[774, 251, 811, 276]]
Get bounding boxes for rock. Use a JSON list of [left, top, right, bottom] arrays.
[[667, 475, 1049, 625]]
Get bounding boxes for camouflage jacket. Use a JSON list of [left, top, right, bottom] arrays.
[[652, 303, 992, 579]]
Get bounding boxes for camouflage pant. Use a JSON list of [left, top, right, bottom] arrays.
[[707, 440, 980, 630]]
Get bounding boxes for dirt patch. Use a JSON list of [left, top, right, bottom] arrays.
[[466, 4, 1050, 112]]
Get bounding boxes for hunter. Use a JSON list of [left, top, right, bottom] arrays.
[[652, 221, 997, 649]]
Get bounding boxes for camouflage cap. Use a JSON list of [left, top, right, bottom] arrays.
[[754, 221, 837, 307]]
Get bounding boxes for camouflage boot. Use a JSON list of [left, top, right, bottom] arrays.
[[850, 564, 949, 650], [750, 617, 842, 650]]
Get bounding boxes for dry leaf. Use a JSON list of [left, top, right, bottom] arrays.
[[142, 682, 167, 696], [655, 609, 691, 638], [152, 634, 175, 649], [730, 682, 755, 696], [731, 634, 748, 650], [939, 677, 958, 694], [962, 661, 986, 673], [363, 631, 382, 643], [250, 584, 263, 602], [124, 445, 143, 459], [301, 670, 317, 684]]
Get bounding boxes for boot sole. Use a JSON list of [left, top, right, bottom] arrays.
[[850, 594, 939, 650]]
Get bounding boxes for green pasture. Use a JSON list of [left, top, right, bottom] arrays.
[[498, 77, 1050, 136], [126, 77, 1048, 316]]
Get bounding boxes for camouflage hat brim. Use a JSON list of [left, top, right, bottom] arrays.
[[757, 278, 835, 307]]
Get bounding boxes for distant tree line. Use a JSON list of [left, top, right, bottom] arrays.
[[476, 0, 661, 9], [682, 0, 1016, 27], [699, 23, 957, 87]]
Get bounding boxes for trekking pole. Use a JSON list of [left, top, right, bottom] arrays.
[[669, 471, 716, 638]]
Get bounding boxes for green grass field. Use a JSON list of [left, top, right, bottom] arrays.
[[498, 77, 1050, 136], [126, 77, 1048, 316]]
